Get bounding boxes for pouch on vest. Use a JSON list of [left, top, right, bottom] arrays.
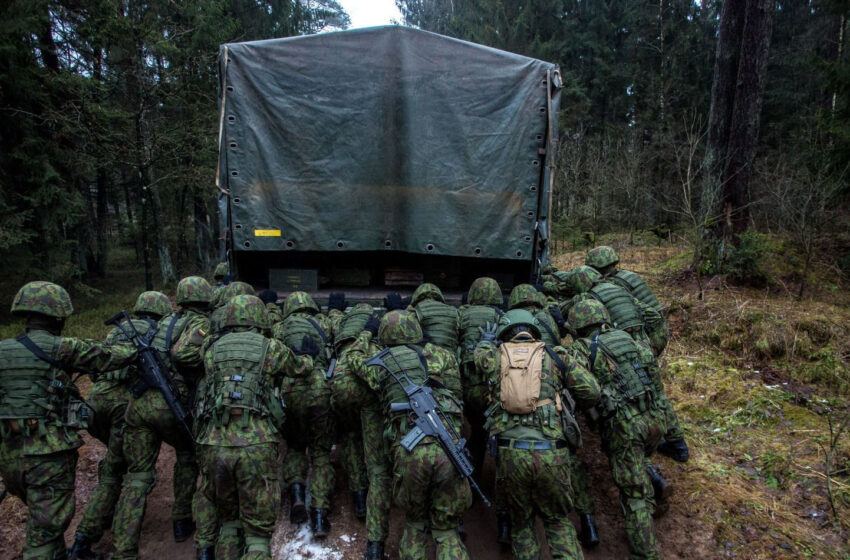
[[499, 341, 546, 414]]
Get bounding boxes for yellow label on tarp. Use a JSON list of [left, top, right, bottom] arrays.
[[254, 229, 282, 237]]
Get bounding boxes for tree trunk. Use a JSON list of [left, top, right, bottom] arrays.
[[95, 168, 109, 276]]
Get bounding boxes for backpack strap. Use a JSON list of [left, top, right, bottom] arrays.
[[536, 314, 559, 344], [16, 334, 66, 370], [303, 317, 329, 345], [165, 311, 183, 351], [544, 346, 567, 375]]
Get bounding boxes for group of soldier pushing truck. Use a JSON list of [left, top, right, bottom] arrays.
[[0, 245, 689, 560]]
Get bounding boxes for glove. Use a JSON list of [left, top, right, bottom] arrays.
[[364, 316, 381, 336], [549, 305, 566, 327], [384, 292, 404, 311], [295, 335, 319, 358], [328, 292, 347, 312], [478, 321, 499, 343]]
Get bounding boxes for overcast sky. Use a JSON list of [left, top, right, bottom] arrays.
[[338, 0, 402, 29]]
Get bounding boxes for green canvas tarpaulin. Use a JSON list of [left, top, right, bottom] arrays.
[[218, 25, 561, 265]]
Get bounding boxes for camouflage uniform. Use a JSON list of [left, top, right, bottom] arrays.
[[196, 295, 312, 559], [112, 277, 213, 560], [209, 281, 255, 332], [74, 292, 172, 551], [211, 262, 230, 308], [272, 292, 335, 531], [474, 308, 599, 560], [0, 281, 137, 560], [347, 311, 471, 560], [328, 304, 374, 519], [569, 300, 666, 560], [408, 283, 459, 353]]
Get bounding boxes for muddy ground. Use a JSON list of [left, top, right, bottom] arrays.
[[0, 423, 713, 560]]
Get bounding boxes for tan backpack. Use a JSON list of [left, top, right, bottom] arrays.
[[499, 341, 560, 414]]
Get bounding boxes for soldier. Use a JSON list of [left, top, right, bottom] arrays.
[[569, 300, 669, 560], [347, 310, 472, 560], [325, 291, 349, 333], [258, 289, 284, 326], [567, 265, 689, 463], [408, 283, 459, 353], [70, 291, 172, 559], [507, 284, 563, 347], [0, 281, 138, 560], [328, 303, 384, 558], [111, 276, 213, 560], [473, 309, 600, 560], [455, 277, 507, 540], [195, 295, 316, 559], [211, 262, 230, 308], [210, 281, 255, 332], [272, 291, 335, 536]]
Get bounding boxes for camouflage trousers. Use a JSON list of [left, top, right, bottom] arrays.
[[330, 370, 369, 494], [193, 458, 218, 550], [281, 374, 334, 510], [496, 446, 582, 560], [76, 381, 130, 542], [111, 389, 198, 560], [655, 378, 685, 442], [361, 403, 391, 541], [392, 440, 472, 560], [600, 408, 665, 560], [199, 443, 281, 560], [568, 449, 596, 516], [460, 370, 489, 477], [0, 442, 77, 560]]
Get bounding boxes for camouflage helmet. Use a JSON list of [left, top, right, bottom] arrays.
[[567, 266, 602, 295], [586, 246, 620, 270], [221, 294, 268, 329], [467, 277, 503, 306], [508, 284, 542, 310], [378, 310, 423, 346], [568, 299, 611, 331], [133, 291, 172, 318], [283, 291, 319, 318], [496, 308, 542, 341], [213, 262, 229, 280], [176, 276, 213, 306], [220, 281, 254, 305], [411, 283, 445, 306], [11, 281, 74, 318]]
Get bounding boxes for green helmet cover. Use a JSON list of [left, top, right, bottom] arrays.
[[378, 310, 423, 346], [411, 283, 445, 306], [133, 291, 172, 318], [586, 246, 620, 270], [11, 281, 73, 318], [568, 299, 611, 331], [176, 276, 213, 306], [567, 266, 602, 295], [283, 291, 320, 318], [213, 262, 229, 279], [222, 294, 268, 329], [508, 284, 541, 310], [219, 281, 254, 305], [496, 308, 542, 341], [467, 277, 502, 306]]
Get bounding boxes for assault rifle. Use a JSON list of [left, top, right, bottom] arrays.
[[365, 348, 490, 506], [105, 311, 195, 446]]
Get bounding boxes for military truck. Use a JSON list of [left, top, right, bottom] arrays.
[[216, 26, 562, 300]]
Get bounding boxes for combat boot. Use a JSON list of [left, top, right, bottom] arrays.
[[364, 540, 384, 560], [578, 513, 600, 548], [290, 483, 308, 524], [310, 508, 331, 538], [496, 510, 511, 545], [197, 546, 215, 560], [646, 465, 674, 503], [173, 518, 196, 542], [352, 489, 367, 519], [68, 534, 102, 560], [657, 438, 689, 462]]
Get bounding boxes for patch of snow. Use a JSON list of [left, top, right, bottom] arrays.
[[687, 361, 694, 366], [339, 534, 354, 544], [277, 525, 343, 560]]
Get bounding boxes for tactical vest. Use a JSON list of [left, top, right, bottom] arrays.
[[0, 331, 88, 435], [533, 309, 561, 347], [334, 308, 374, 352], [378, 345, 461, 418], [610, 269, 661, 311], [200, 331, 284, 429], [102, 318, 157, 383], [414, 300, 459, 352], [591, 329, 656, 418], [277, 314, 330, 368], [589, 283, 644, 331], [151, 311, 194, 380], [458, 305, 502, 364]]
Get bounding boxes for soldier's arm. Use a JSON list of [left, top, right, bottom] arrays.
[[171, 315, 211, 368], [554, 345, 599, 410], [265, 339, 313, 378], [427, 344, 462, 400], [473, 341, 499, 401], [344, 331, 383, 391], [56, 337, 137, 374]]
